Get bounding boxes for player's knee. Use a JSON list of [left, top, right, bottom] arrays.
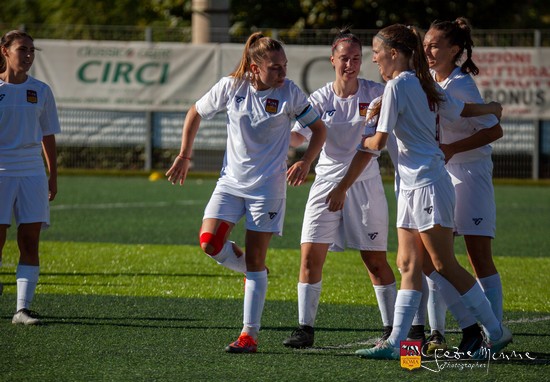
[[199, 232, 222, 256], [199, 222, 230, 256]]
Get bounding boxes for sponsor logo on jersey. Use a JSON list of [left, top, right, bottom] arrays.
[[424, 206, 433, 214], [400, 340, 422, 370], [368, 232, 378, 240], [359, 102, 369, 117], [235, 95, 245, 104], [473, 218, 483, 225], [265, 98, 279, 114], [326, 109, 336, 117], [27, 90, 38, 104], [268, 212, 278, 219]]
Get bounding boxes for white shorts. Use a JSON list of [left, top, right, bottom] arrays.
[[397, 174, 455, 232], [300, 176, 388, 251], [447, 160, 496, 238], [0, 175, 50, 229], [203, 187, 285, 236]]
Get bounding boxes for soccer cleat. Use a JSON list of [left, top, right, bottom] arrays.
[[472, 325, 513, 360], [12, 309, 42, 325], [457, 323, 483, 356], [225, 333, 258, 353], [406, 325, 427, 345], [424, 330, 447, 355], [356, 341, 399, 360], [283, 325, 314, 348], [374, 326, 393, 346]]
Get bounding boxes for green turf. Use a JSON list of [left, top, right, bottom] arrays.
[[1, 175, 549, 381]]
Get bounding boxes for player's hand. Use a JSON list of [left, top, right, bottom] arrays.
[[439, 144, 455, 164], [287, 160, 311, 187], [325, 185, 346, 212], [489, 101, 503, 120], [48, 175, 57, 201], [166, 156, 191, 186]]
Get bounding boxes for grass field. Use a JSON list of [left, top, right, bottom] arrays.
[[1, 175, 549, 381]]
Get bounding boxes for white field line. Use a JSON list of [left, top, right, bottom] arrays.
[[50, 200, 202, 210]]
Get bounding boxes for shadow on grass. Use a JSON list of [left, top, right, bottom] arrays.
[[1, 294, 549, 381]]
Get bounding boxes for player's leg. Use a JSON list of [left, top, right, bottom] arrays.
[[12, 222, 42, 325], [422, 256, 448, 354], [0, 176, 18, 298], [284, 178, 336, 348], [0, 224, 7, 296], [226, 197, 283, 353], [283, 242, 329, 348], [356, 227, 424, 360], [451, 161, 502, 321], [465, 235, 502, 321], [349, 176, 397, 344], [225, 229, 272, 353], [12, 176, 48, 325], [361, 250, 397, 344], [200, 190, 245, 272], [422, 226, 510, 355], [407, 272, 428, 344]]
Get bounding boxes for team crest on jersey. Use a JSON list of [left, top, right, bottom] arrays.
[[27, 90, 38, 104], [359, 103, 369, 117], [265, 98, 279, 114]]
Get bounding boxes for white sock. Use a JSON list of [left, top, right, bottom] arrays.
[[478, 273, 503, 321], [412, 275, 428, 326], [427, 276, 447, 334], [242, 270, 268, 339], [373, 282, 397, 327], [460, 284, 502, 341], [298, 281, 322, 327], [428, 271, 476, 329], [211, 241, 246, 273], [16, 264, 40, 312], [387, 290, 423, 348]]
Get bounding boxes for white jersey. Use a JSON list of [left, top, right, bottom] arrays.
[[376, 71, 464, 190], [292, 78, 385, 182], [0, 76, 60, 176], [196, 76, 317, 199], [434, 67, 498, 164]]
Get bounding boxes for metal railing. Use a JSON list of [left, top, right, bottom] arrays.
[[2, 23, 549, 46]]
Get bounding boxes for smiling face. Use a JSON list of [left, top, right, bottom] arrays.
[[331, 41, 362, 82], [251, 49, 287, 90], [423, 28, 459, 77], [371, 36, 394, 81], [1, 36, 35, 74]]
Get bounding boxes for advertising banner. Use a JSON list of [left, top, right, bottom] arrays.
[[33, 40, 550, 119]]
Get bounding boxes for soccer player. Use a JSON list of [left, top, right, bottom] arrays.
[[0, 30, 60, 325], [421, 17, 504, 354], [166, 32, 326, 353], [283, 28, 396, 349], [330, 24, 511, 360]]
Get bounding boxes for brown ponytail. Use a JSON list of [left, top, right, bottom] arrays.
[[376, 24, 444, 109], [229, 32, 284, 82], [429, 17, 479, 75]]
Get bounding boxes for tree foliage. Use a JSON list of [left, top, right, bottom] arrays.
[[1, 0, 549, 32]]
